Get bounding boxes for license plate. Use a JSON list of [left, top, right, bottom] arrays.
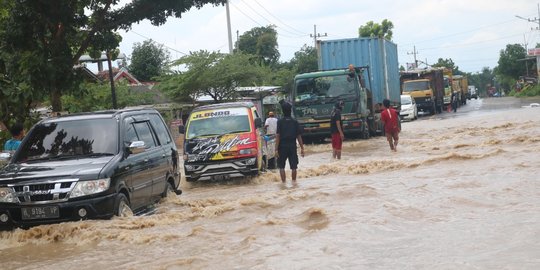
[[319, 123, 330, 128], [21, 206, 60, 220], [211, 174, 230, 181]]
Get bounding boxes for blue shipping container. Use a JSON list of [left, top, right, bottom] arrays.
[[318, 38, 400, 106]]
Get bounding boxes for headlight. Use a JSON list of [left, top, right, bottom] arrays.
[[0, 187, 18, 203], [70, 178, 110, 198]]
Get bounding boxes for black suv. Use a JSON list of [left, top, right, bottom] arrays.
[[0, 108, 180, 229]]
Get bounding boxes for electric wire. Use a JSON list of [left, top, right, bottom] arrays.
[[251, 0, 307, 36]]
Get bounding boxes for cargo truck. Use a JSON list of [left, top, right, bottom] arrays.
[[452, 75, 468, 105], [291, 37, 401, 142], [443, 69, 453, 110], [400, 68, 444, 115]]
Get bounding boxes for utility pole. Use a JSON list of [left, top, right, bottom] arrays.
[[226, 0, 233, 54], [515, 3, 540, 83], [407, 46, 419, 69], [310, 25, 327, 49]]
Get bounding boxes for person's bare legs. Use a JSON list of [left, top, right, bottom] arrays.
[[279, 169, 286, 183], [393, 133, 399, 151], [292, 169, 297, 182], [336, 150, 341, 159]]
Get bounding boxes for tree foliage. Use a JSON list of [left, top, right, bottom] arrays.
[[359, 19, 394, 40], [0, 0, 226, 115], [432, 58, 464, 75], [159, 51, 270, 103], [236, 26, 280, 66], [60, 82, 155, 113], [467, 67, 494, 97], [496, 44, 527, 79], [129, 40, 171, 81]]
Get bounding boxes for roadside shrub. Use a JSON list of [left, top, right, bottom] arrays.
[[513, 84, 540, 97]]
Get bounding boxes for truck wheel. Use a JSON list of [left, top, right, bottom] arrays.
[[114, 193, 133, 217]]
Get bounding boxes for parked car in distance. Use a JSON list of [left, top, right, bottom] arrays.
[[180, 102, 275, 182], [400, 94, 418, 121], [0, 108, 181, 230]]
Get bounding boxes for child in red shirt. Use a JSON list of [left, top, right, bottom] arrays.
[[380, 99, 400, 151]]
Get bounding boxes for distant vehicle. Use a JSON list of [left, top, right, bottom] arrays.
[[468, 85, 478, 99], [293, 37, 401, 141], [400, 68, 445, 115], [180, 102, 275, 182], [400, 94, 418, 121], [0, 108, 181, 230]]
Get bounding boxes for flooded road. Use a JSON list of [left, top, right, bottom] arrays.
[[1, 97, 539, 269]]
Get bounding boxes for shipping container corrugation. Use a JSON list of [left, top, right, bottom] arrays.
[[319, 38, 401, 105]]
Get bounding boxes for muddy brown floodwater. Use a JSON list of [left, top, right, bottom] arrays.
[[1, 97, 539, 269]]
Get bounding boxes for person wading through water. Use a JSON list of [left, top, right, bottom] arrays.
[[275, 101, 304, 185], [381, 99, 400, 152]]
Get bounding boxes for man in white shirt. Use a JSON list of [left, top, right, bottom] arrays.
[[264, 111, 278, 135]]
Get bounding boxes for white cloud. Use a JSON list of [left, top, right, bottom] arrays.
[[114, 0, 537, 73]]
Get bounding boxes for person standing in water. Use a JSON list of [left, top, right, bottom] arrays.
[[380, 99, 400, 152], [275, 101, 304, 184]]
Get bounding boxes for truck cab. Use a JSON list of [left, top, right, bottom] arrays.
[[180, 102, 275, 182]]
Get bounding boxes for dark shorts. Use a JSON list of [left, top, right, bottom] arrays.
[[331, 133, 342, 150], [277, 146, 298, 170]]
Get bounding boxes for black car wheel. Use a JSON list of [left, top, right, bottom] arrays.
[[114, 193, 133, 217], [162, 181, 175, 198]]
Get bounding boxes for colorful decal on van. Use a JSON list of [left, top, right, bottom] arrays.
[[185, 107, 257, 162], [185, 133, 256, 162]]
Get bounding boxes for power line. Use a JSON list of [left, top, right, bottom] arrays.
[[238, 0, 305, 37], [251, 0, 307, 36], [419, 32, 525, 51], [232, 1, 306, 39], [129, 30, 188, 56], [400, 18, 520, 46]]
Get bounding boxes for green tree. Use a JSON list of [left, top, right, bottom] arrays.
[[270, 45, 318, 94], [159, 51, 269, 103], [0, 0, 226, 115], [467, 67, 494, 97], [496, 44, 527, 79], [236, 26, 280, 66], [61, 82, 155, 113], [129, 40, 171, 82], [359, 19, 394, 40]]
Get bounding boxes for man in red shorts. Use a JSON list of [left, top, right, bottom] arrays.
[[381, 99, 400, 151], [330, 101, 345, 159]]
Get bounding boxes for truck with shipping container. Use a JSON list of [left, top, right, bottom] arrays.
[[443, 69, 453, 110], [452, 75, 468, 105], [291, 37, 401, 142], [400, 68, 445, 115]]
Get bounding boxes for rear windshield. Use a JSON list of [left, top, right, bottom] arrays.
[[15, 118, 118, 162]]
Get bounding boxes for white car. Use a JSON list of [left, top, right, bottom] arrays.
[[400, 94, 418, 121]]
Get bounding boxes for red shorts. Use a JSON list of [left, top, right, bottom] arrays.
[[331, 133, 342, 150]]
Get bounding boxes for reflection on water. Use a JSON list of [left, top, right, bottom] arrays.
[[1, 102, 540, 269]]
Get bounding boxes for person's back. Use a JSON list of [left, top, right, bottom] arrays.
[[3, 122, 24, 152], [265, 112, 278, 135]]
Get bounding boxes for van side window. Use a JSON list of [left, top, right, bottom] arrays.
[[133, 121, 156, 148], [149, 113, 172, 145]]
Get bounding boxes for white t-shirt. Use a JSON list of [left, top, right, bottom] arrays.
[[265, 117, 278, 135]]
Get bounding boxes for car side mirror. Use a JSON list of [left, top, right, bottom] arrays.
[[254, 118, 263, 128], [128, 141, 146, 155], [178, 125, 185, 134]]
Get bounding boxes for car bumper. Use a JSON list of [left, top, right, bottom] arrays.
[[400, 112, 415, 120], [0, 193, 117, 230], [184, 157, 259, 181]]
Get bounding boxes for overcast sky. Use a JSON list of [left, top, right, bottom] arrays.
[[113, 0, 539, 73]]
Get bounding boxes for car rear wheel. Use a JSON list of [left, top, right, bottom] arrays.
[[114, 193, 133, 217]]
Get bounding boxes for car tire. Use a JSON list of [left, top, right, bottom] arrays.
[[114, 193, 133, 217], [162, 181, 175, 198]]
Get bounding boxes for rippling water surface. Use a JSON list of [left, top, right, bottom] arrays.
[[1, 98, 539, 269]]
